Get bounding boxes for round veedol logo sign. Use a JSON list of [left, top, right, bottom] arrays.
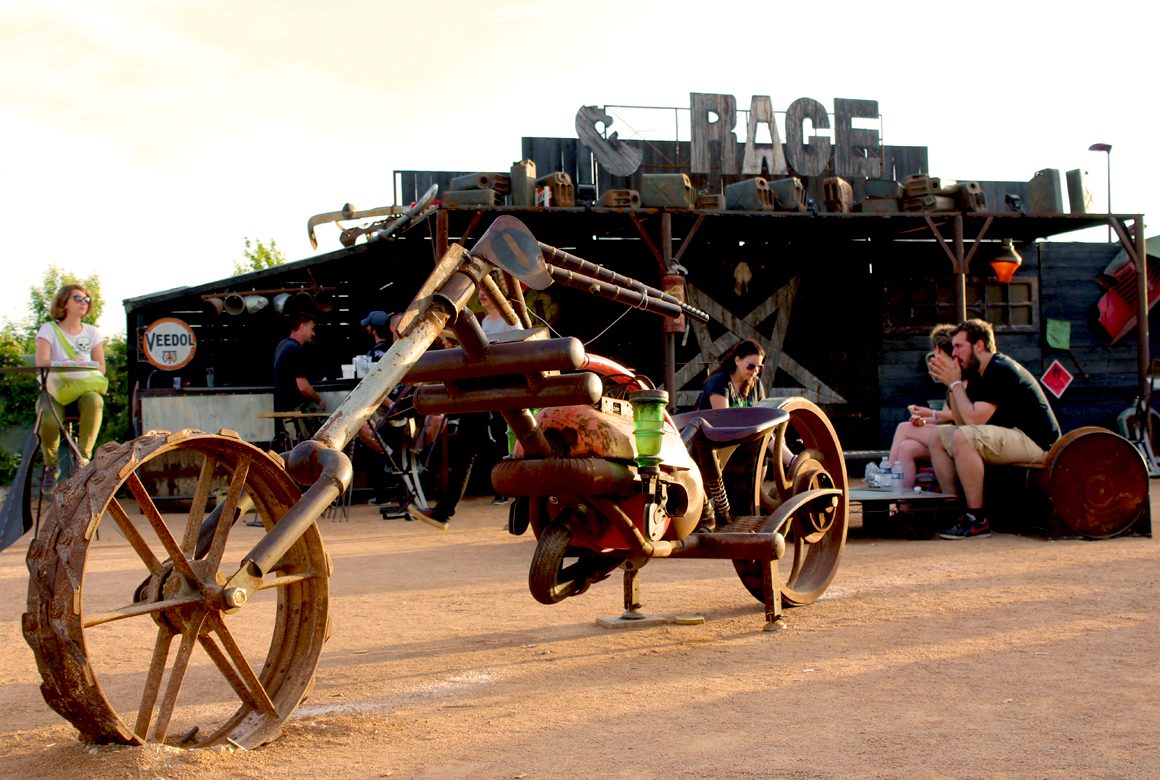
[[143, 317, 197, 370]]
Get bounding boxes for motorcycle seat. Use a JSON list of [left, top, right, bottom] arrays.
[[671, 406, 789, 447]]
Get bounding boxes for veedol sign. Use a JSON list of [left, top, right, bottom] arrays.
[[143, 317, 197, 370], [576, 93, 881, 179]]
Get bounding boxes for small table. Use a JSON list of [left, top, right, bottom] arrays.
[[849, 487, 959, 537], [257, 411, 329, 446]]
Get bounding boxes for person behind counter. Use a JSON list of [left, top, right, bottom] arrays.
[[273, 313, 325, 413], [34, 284, 107, 492]]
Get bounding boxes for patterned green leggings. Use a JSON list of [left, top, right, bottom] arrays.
[[37, 392, 104, 469]]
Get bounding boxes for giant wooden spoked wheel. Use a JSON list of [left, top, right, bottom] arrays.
[[24, 429, 330, 749], [736, 398, 849, 606]]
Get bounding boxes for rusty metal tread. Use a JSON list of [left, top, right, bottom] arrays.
[[723, 515, 767, 533]]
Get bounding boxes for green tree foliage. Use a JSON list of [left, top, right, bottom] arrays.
[[97, 333, 130, 446], [0, 322, 39, 431], [24, 266, 104, 343], [232, 237, 286, 276]]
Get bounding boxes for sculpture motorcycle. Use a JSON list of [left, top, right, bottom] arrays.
[[23, 216, 848, 749]]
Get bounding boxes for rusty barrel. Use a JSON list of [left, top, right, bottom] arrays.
[[1034, 427, 1149, 539]]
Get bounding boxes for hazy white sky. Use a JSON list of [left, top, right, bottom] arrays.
[[2, 0, 1155, 336]]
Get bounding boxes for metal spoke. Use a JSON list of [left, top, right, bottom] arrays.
[[150, 609, 207, 743], [198, 631, 271, 716], [207, 612, 278, 717], [182, 456, 217, 555], [106, 497, 163, 576], [255, 571, 321, 590], [125, 472, 203, 590], [134, 626, 176, 738], [206, 455, 251, 570], [82, 595, 204, 629]]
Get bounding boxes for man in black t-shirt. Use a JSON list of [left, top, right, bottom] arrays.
[[927, 318, 1061, 540], [273, 313, 324, 412]]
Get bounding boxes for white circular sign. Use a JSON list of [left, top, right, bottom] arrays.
[[143, 317, 197, 370]]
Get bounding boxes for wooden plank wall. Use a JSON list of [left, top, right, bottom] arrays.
[[1038, 241, 1141, 428], [876, 241, 1141, 449]]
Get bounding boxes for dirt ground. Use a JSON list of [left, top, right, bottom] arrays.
[[1, 485, 1158, 780]]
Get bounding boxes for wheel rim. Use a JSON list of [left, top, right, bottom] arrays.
[[736, 398, 849, 607], [23, 430, 330, 749]]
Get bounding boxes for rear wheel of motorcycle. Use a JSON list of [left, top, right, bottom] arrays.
[[735, 398, 848, 607], [528, 512, 620, 605]]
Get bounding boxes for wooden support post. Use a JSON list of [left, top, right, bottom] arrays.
[[662, 212, 677, 409], [435, 209, 449, 263], [1136, 218, 1151, 426], [953, 215, 966, 321], [1113, 216, 1152, 417], [925, 214, 992, 322]]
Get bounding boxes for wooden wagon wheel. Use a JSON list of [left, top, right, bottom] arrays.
[[24, 429, 330, 749], [736, 398, 849, 607]]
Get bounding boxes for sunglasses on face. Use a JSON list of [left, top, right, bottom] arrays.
[[72, 294, 92, 304], [746, 362, 763, 371]]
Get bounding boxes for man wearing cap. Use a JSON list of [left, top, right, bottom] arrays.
[[361, 310, 396, 360], [358, 310, 412, 507]]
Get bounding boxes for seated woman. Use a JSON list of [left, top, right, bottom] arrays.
[[695, 338, 793, 467], [696, 339, 766, 410], [886, 324, 964, 489], [35, 284, 106, 492]]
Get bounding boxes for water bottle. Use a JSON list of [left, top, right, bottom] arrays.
[[877, 457, 892, 490], [891, 461, 903, 494]]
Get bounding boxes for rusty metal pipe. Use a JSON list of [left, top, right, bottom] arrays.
[[502, 408, 552, 458], [313, 310, 449, 452], [313, 260, 485, 452], [544, 265, 690, 320], [666, 531, 785, 561], [450, 302, 490, 357], [539, 242, 687, 311], [491, 457, 639, 498], [414, 373, 601, 415], [404, 338, 585, 383], [479, 273, 520, 327], [502, 271, 534, 328], [588, 497, 693, 558], [241, 442, 352, 578]]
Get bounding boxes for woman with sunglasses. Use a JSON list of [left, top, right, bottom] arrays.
[[695, 339, 766, 411], [694, 339, 794, 472], [34, 284, 106, 492]]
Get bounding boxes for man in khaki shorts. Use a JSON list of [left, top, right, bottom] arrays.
[[927, 319, 1061, 539]]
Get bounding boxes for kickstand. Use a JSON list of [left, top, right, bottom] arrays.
[[761, 561, 786, 632]]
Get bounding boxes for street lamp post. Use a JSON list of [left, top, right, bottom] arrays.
[[1089, 142, 1112, 242]]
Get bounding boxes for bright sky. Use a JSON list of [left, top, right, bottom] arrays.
[[2, 0, 1155, 337]]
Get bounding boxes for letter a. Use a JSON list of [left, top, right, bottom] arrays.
[[741, 96, 788, 176]]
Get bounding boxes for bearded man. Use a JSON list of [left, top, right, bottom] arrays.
[[927, 319, 1061, 539]]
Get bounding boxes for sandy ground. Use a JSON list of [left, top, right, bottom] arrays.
[[1, 486, 1158, 780]]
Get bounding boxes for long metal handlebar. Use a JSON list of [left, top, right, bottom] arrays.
[[538, 242, 709, 323]]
